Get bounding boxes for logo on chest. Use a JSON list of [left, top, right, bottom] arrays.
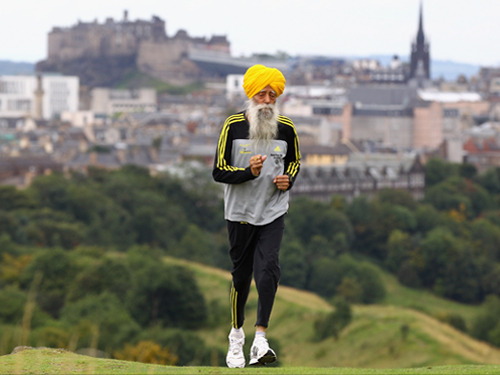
[[239, 143, 251, 154], [270, 146, 284, 165]]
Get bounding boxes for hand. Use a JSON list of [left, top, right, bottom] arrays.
[[250, 154, 267, 176], [273, 175, 290, 191]]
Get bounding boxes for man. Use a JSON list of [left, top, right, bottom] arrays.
[[212, 64, 301, 368]]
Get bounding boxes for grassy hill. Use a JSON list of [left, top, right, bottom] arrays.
[[164, 256, 500, 369], [2, 348, 500, 375], [2, 256, 500, 374]]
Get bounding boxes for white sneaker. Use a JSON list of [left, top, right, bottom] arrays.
[[249, 335, 276, 366], [226, 329, 245, 368]]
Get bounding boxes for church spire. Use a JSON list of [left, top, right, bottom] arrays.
[[416, 2, 424, 45], [409, 1, 430, 84]]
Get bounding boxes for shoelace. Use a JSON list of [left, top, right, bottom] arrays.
[[229, 337, 244, 354]]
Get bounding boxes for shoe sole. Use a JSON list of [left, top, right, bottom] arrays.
[[249, 350, 277, 366]]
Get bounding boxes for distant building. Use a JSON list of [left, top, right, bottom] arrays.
[[0, 155, 62, 187], [292, 152, 425, 202], [462, 122, 500, 172], [37, 11, 231, 86], [0, 74, 79, 120], [90, 88, 157, 116]]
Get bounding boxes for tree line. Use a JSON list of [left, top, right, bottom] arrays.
[[1, 158, 500, 356]]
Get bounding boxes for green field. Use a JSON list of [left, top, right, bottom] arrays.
[[167, 257, 500, 368], [2, 347, 500, 374], [2, 256, 500, 374]]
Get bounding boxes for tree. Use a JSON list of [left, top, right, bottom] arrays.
[[307, 257, 343, 298], [376, 188, 417, 210], [469, 218, 500, 262], [0, 185, 34, 210], [459, 162, 478, 180], [287, 197, 354, 248], [476, 166, 500, 195], [280, 241, 308, 289], [356, 263, 387, 304], [471, 295, 500, 344], [425, 157, 459, 187], [424, 177, 472, 217], [482, 263, 500, 297], [126, 249, 207, 329], [61, 292, 140, 352], [313, 298, 352, 341], [28, 173, 72, 212], [385, 230, 412, 273], [66, 257, 132, 303], [415, 227, 482, 302], [175, 224, 218, 265], [335, 255, 386, 304], [348, 198, 416, 261], [433, 247, 482, 303], [416, 227, 458, 288], [20, 248, 77, 318], [425, 176, 492, 219]]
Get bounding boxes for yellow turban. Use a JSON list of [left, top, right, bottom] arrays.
[[242, 64, 286, 99]]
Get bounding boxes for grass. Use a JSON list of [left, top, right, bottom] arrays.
[[166, 256, 500, 368], [3, 256, 500, 374], [1, 348, 500, 374]]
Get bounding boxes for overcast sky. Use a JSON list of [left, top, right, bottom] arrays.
[[2, 0, 499, 67]]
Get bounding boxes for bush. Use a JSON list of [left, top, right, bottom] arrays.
[[19, 249, 77, 318], [30, 325, 71, 349], [313, 298, 352, 341], [471, 295, 500, 344], [113, 340, 178, 365], [61, 292, 140, 352], [138, 328, 225, 366], [435, 311, 467, 332], [126, 250, 207, 329]]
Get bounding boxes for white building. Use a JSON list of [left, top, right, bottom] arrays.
[[225, 74, 245, 101], [0, 74, 79, 120], [90, 88, 157, 116]]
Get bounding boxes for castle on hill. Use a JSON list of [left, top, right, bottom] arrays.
[[36, 11, 231, 86]]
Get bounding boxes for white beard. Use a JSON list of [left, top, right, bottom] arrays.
[[246, 100, 279, 151]]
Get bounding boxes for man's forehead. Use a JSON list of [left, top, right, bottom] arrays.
[[259, 85, 276, 94]]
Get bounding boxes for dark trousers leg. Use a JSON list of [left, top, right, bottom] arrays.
[[227, 216, 284, 329], [253, 215, 284, 328], [228, 220, 255, 329]]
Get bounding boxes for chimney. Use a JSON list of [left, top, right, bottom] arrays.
[[34, 74, 44, 120]]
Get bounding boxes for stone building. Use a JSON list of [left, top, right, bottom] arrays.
[[37, 11, 231, 86]]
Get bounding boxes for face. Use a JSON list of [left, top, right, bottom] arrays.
[[253, 85, 277, 105]]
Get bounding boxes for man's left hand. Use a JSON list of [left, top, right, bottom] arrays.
[[273, 175, 290, 191]]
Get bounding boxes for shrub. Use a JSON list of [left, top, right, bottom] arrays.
[[435, 311, 467, 332], [138, 328, 225, 366], [113, 340, 178, 365], [61, 292, 140, 352], [313, 298, 352, 341]]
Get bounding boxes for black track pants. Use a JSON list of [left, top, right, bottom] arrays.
[[227, 215, 284, 329]]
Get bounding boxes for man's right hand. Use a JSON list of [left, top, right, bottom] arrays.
[[250, 154, 267, 176]]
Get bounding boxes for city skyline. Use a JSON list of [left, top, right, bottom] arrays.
[[2, 0, 499, 67]]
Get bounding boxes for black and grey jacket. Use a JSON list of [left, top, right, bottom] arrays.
[[212, 111, 301, 225]]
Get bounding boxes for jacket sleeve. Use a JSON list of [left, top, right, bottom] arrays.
[[282, 118, 301, 190], [212, 117, 256, 184]]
